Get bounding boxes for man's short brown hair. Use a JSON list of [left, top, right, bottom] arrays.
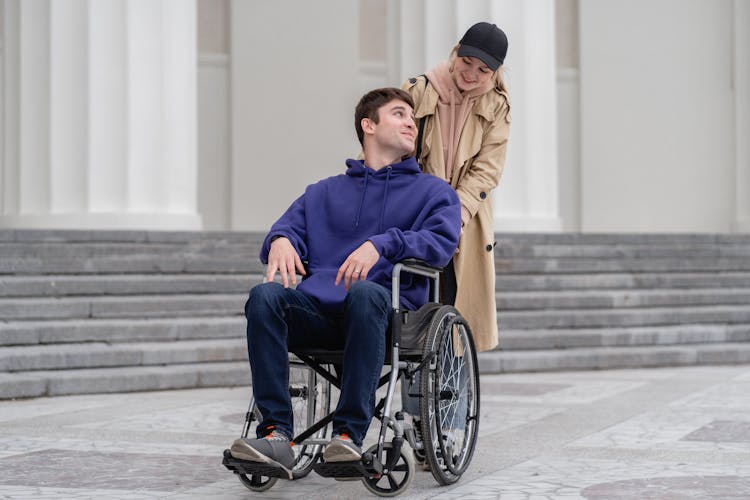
[[355, 88, 415, 146]]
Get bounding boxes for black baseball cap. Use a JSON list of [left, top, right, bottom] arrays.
[[457, 22, 508, 71]]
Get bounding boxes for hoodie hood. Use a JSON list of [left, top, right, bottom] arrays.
[[346, 157, 421, 231], [345, 156, 421, 177]]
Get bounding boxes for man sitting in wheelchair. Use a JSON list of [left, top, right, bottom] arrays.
[[229, 87, 461, 479]]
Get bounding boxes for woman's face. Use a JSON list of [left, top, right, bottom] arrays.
[[452, 56, 493, 92]]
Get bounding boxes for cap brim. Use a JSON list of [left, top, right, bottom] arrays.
[[457, 45, 501, 71]]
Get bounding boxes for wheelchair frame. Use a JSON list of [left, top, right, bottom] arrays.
[[223, 260, 480, 496]]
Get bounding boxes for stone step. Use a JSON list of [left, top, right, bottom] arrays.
[[0, 229, 260, 244], [3, 271, 749, 299], [0, 316, 245, 347], [495, 242, 750, 259], [5, 318, 748, 353], [0, 293, 247, 320], [0, 361, 251, 399], [5, 289, 748, 324], [3, 239, 750, 275], [5, 271, 750, 299], [3, 341, 750, 400], [0, 273, 260, 297], [493, 232, 750, 245], [497, 288, 750, 310], [5, 286, 749, 322], [0, 339, 247, 372], [498, 324, 750, 350], [499, 304, 750, 330], [496, 271, 750, 291], [6, 239, 750, 259], [478, 342, 750, 373], [5, 255, 750, 275], [0, 241, 257, 258], [0, 256, 264, 275], [5, 229, 749, 245], [495, 257, 750, 274]]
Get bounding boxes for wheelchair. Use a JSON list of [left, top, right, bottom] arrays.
[[222, 260, 480, 496]]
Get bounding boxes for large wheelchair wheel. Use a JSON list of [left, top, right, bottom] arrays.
[[419, 305, 480, 485], [238, 361, 331, 491]]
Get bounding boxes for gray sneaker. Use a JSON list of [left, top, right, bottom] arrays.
[[323, 433, 362, 462], [230, 429, 295, 479]]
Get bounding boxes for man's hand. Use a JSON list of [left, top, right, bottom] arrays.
[[335, 240, 380, 291], [266, 237, 306, 288]]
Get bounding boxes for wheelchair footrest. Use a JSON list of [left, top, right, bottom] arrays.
[[222, 449, 293, 480], [313, 457, 383, 479]]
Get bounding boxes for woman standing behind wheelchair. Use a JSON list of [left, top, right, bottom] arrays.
[[400, 22, 510, 424], [403, 21, 510, 357]]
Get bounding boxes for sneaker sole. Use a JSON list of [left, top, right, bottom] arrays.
[[229, 440, 294, 480], [323, 445, 362, 463]]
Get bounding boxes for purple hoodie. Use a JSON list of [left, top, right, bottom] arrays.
[[261, 156, 461, 311]]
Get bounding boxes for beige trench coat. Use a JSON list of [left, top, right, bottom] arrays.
[[403, 75, 511, 352]]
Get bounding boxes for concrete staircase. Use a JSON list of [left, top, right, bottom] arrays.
[[0, 230, 256, 399], [2, 230, 750, 399], [482, 233, 750, 372]]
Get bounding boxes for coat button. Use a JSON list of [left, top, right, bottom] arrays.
[[479, 191, 487, 200], [486, 244, 493, 252]]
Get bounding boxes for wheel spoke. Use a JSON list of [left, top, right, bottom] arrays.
[[387, 473, 399, 489]]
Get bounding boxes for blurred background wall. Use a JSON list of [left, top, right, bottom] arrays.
[[1, 0, 748, 233]]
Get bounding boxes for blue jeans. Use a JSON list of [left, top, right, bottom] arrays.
[[245, 280, 391, 447]]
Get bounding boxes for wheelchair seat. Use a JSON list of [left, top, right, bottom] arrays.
[[398, 301, 442, 354], [291, 301, 442, 364]]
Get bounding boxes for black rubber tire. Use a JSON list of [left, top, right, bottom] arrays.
[[361, 443, 415, 497], [419, 305, 480, 485], [238, 472, 277, 492]]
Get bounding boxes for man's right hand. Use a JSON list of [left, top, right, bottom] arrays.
[[266, 237, 306, 288]]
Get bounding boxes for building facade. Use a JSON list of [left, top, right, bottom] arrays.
[[1, 0, 748, 233]]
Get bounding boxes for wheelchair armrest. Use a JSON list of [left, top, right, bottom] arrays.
[[391, 259, 443, 306], [401, 259, 443, 273]]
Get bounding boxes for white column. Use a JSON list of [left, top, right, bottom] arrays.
[[390, 0, 467, 81], [0, 0, 200, 230], [735, 0, 750, 232], [490, 0, 561, 231], [389, 0, 562, 232]]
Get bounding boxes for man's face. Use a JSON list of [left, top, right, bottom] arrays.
[[372, 99, 417, 157]]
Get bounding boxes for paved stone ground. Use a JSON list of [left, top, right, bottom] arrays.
[[1, 364, 750, 499]]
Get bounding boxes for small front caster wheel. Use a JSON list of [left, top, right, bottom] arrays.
[[361, 443, 415, 497], [238, 473, 277, 492]]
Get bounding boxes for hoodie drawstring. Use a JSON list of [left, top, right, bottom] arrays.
[[354, 165, 394, 231], [354, 169, 369, 227], [378, 167, 392, 233]]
